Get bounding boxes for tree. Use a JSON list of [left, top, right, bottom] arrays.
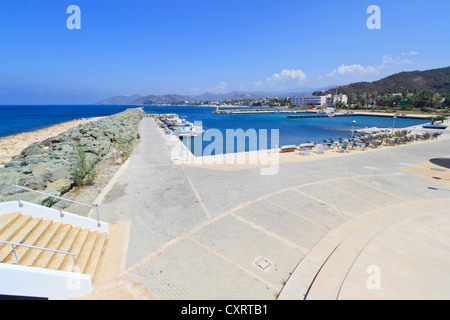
[[402, 88, 409, 100], [430, 114, 447, 124], [441, 93, 450, 109]]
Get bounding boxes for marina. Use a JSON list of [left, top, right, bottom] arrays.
[[287, 111, 432, 119], [158, 113, 204, 137]]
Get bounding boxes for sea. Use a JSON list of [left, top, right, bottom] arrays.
[[0, 105, 429, 155]]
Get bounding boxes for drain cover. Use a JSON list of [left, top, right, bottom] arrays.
[[255, 258, 271, 270]]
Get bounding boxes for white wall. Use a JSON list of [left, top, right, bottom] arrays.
[[0, 201, 109, 234], [0, 263, 92, 300]]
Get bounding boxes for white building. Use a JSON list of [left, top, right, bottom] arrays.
[[291, 95, 325, 106], [291, 93, 348, 107]]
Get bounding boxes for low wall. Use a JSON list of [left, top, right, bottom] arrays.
[[0, 263, 92, 300], [0, 201, 109, 234]]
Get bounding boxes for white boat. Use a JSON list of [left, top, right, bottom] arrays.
[[166, 118, 188, 126], [173, 124, 204, 137]]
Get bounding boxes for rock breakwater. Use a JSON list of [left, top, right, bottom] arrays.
[[0, 108, 145, 208]]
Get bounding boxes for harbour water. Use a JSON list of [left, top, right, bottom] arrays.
[[143, 106, 430, 155], [0, 105, 430, 155]]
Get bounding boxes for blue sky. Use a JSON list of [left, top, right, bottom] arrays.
[[0, 0, 449, 104]]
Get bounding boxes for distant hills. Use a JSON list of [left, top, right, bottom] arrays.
[[97, 66, 450, 105], [325, 66, 450, 95], [96, 86, 337, 105]]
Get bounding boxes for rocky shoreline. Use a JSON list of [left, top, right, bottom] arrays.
[[0, 108, 145, 215]]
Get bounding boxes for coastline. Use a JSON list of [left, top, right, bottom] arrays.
[[0, 117, 105, 168], [165, 120, 449, 171]]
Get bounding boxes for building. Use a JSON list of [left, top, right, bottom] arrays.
[[291, 93, 348, 107], [291, 95, 325, 106]]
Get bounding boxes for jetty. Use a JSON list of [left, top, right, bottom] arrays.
[[287, 112, 432, 119]]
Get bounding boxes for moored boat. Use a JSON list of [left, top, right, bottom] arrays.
[[422, 124, 447, 129]]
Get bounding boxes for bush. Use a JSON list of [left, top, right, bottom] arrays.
[[401, 104, 414, 111], [71, 144, 98, 186], [117, 131, 136, 159]]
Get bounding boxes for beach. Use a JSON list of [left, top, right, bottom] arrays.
[[0, 117, 104, 168]]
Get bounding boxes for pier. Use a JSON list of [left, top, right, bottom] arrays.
[[287, 112, 431, 119]]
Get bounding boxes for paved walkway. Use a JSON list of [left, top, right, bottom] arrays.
[[80, 117, 450, 300]]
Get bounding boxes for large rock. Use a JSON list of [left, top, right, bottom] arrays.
[[19, 190, 61, 208], [30, 162, 53, 177], [0, 170, 25, 185], [20, 176, 47, 190], [45, 178, 72, 195], [3, 161, 23, 169], [21, 143, 46, 157]]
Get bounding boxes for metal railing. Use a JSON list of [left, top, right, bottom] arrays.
[[0, 240, 77, 267], [0, 184, 101, 227]]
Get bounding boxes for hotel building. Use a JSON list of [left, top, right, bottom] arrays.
[[291, 94, 348, 107]]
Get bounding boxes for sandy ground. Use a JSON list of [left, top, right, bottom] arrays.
[[0, 117, 104, 168]]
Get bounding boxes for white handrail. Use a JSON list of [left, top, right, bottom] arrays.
[[0, 184, 101, 227], [0, 240, 77, 266]]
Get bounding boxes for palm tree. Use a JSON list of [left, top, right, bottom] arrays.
[[430, 114, 447, 124]]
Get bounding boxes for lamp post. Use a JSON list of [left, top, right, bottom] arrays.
[[392, 115, 397, 134], [351, 120, 356, 139]]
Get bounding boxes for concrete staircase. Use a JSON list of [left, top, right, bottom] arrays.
[[0, 211, 107, 281], [277, 198, 450, 300]]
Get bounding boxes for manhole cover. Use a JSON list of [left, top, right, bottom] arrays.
[[255, 258, 271, 270]]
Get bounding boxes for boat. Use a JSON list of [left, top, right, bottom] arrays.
[[172, 124, 204, 137], [422, 124, 447, 129], [280, 145, 298, 153]]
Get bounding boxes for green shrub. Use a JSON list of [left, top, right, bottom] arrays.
[[117, 131, 136, 159], [401, 104, 414, 111], [71, 144, 98, 186]]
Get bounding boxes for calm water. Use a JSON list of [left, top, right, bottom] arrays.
[[0, 105, 429, 155], [143, 106, 430, 155], [0, 105, 133, 138]]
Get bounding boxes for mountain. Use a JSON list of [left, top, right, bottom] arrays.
[[326, 66, 450, 95], [96, 86, 339, 105], [95, 67, 450, 105], [97, 94, 144, 105]]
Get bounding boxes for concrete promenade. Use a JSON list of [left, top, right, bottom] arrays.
[[80, 117, 450, 300]]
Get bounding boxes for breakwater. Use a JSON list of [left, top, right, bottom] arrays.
[[0, 108, 145, 208]]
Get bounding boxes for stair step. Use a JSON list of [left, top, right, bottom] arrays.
[[0, 212, 21, 234], [1, 212, 108, 280], [84, 232, 108, 280], [59, 229, 89, 273], [75, 231, 98, 274], [0, 215, 32, 253], [4, 219, 53, 264], [20, 221, 62, 267], [0, 217, 42, 262], [47, 226, 81, 271], [33, 224, 71, 269]]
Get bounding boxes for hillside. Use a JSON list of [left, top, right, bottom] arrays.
[[326, 66, 450, 95], [96, 86, 337, 105]]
